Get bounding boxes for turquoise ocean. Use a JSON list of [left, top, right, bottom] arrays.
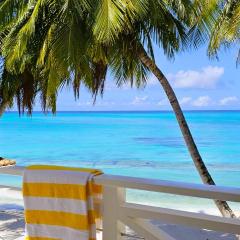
[[1, 111, 240, 214]]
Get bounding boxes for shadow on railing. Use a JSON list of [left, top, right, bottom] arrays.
[[1, 166, 240, 240]]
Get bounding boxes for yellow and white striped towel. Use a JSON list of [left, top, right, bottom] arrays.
[[23, 165, 102, 240]]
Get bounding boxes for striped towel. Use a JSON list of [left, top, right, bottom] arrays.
[[23, 165, 103, 240]]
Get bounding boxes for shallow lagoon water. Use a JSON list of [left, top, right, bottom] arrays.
[[0, 111, 240, 213]]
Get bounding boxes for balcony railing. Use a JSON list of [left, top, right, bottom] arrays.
[[1, 166, 240, 240]]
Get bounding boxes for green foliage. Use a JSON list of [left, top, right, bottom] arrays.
[[208, 0, 240, 64], [0, 0, 220, 114]]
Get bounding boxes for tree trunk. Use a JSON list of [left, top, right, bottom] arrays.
[[137, 44, 236, 218]]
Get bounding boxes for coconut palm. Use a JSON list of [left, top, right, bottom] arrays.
[[208, 0, 240, 64], [0, 0, 237, 218]]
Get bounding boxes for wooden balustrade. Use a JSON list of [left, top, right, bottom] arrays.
[[1, 166, 240, 240]]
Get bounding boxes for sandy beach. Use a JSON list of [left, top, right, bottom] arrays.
[[0, 186, 24, 240], [0, 210, 24, 240]]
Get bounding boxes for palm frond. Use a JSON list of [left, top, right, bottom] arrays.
[[0, 0, 28, 26], [208, 0, 240, 60], [93, 0, 126, 43]]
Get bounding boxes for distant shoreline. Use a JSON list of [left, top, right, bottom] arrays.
[[4, 110, 240, 114]]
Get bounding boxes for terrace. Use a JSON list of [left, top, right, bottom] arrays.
[[0, 166, 240, 240]]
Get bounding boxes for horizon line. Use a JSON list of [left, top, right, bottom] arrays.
[[5, 109, 240, 113]]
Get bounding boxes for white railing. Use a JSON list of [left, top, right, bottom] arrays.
[[1, 166, 240, 240]]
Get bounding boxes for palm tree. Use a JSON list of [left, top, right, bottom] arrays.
[[208, 0, 240, 65], [0, 0, 237, 218]]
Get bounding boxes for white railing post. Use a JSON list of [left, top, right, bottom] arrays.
[[102, 185, 126, 240]]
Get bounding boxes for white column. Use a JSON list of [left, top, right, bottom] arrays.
[[102, 185, 126, 240]]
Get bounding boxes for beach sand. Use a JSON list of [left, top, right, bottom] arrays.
[[0, 210, 24, 240]]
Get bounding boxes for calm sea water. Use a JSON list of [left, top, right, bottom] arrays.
[[1, 111, 240, 212]]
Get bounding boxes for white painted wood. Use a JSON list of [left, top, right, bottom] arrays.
[[0, 166, 24, 175], [1, 165, 240, 239], [94, 174, 240, 202], [121, 203, 240, 234], [1, 166, 240, 202], [102, 186, 125, 240], [120, 216, 176, 240]]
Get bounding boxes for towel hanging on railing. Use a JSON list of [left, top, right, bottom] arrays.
[[23, 165, 103, 240]]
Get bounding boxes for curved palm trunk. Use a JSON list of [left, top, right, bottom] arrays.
[[137, 44, 236, 218]]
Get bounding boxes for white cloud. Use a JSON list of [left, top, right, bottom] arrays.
[[192, 96, 212, 107], [179, 97, 192, 105], [131, 96, 148, 105], [168, 66, 224, 89], [219, 96, 239, 106]]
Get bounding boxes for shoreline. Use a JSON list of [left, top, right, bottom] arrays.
[[4, 110, 240, 113]]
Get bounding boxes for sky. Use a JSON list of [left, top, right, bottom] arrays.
[[34, 43, 240, 111]]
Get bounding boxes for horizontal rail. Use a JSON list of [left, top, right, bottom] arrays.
[[0, 166, 24, 175], [1, 166, 240, 202], [120, 203, 240, 234], [94, 174, 240, 202]]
